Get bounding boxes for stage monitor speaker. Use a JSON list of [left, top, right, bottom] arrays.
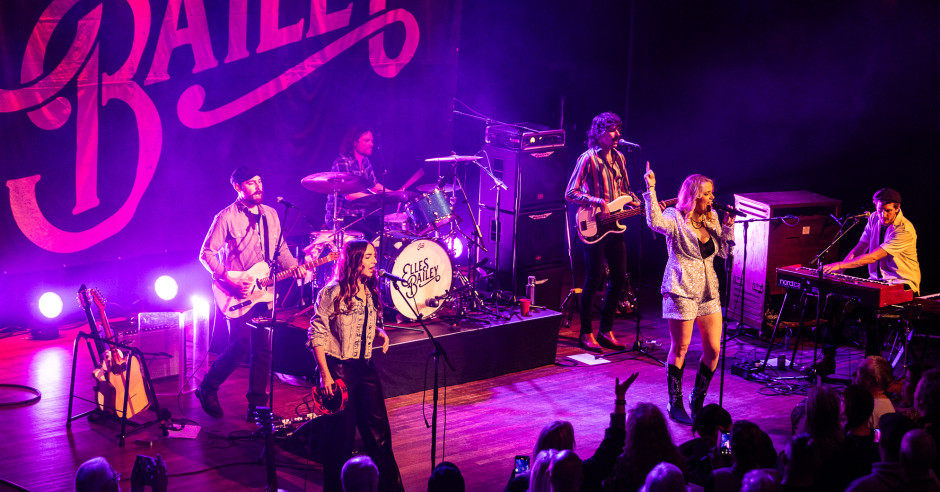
[[137, 312, 182, 380], [727, 191, 841, 330], [479, 145, 567, 213]]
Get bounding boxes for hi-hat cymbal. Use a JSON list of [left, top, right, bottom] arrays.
[[416, 183, 460, 194], [301, 172, 369, 194], [347, 191, 417, 210], [424, 155, 482, 163]]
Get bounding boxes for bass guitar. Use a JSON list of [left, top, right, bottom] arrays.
[[212, 252, 340, 319], [91, 289, 151, 418], [577, 196, 678, 244]]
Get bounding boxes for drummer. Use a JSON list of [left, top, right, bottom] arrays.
[[324, 126, 388, 239]]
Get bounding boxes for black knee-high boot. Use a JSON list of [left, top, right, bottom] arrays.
[[667, 363, 692, 425], [689, 362, 714, 420]]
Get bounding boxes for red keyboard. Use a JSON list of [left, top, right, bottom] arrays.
[[776, 265, 914, 308]]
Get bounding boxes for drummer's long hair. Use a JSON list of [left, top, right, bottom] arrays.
[[330, 239, 381, 317], [339, 125, 372, 157]]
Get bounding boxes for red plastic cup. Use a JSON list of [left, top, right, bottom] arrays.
[[520, 298, 531, 315]]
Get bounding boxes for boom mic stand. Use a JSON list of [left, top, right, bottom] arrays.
[[388, 277, 454, 472]]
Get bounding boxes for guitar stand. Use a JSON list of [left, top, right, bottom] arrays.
[[67, 331, 171, 446]]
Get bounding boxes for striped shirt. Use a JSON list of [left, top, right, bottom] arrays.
[[565, 147, 634, 207]]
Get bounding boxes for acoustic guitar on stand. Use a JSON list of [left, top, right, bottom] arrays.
[[212, 252, 340, 319], [577, 195, 678, 244], [90, 289, 151, 418]]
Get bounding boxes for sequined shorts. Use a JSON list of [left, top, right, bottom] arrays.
[[662, 293, 721, 320]]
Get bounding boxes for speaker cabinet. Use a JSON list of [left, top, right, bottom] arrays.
[[478, 206, 568, 292], [727, 191, 841, 329], [136, 312, 182, 380], [479, 145, 567, 213]]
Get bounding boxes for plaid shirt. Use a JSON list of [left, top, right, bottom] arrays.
[[565, 147, 634, 207], [324, 154, 377, 227]]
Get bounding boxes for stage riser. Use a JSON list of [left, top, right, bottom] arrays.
[[270, 311, 562, 397]]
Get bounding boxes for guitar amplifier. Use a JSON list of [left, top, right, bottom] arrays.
[[136, 312, 182, 380]]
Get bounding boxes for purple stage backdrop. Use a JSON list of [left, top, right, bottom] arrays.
[[0, 0, 460, 322]]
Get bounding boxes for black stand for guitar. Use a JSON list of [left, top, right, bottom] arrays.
[[68, 286, 170, 446]]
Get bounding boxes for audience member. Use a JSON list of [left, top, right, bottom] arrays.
[[341, 456, 379, 492], [605, 402, 685, 492], [76, 457, 121, 492], [530, 450, 560, 492], [846, 412, 918, 492], [741, 469, 782, 492], [549, 450, 584, 492], [708, 420, 777, 492], [427, 461, 465, 492], [506, 373, 638, 492], [901, 429, 940, 492], [842, 384, 880, 482], [680, 404, 732, 486], [854, 356, 896, 430], [915, 367, 940, 478], [779, 433, 821, 492], [801, 386, 849, 491], [896, 363, 928, 422], [639, 462, 687, 492]]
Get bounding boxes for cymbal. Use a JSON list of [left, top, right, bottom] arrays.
[[347, 191, 417, 210], [301, 172, 369, 194], [416, 184, 460, 194], [424, 155, 482, 163]]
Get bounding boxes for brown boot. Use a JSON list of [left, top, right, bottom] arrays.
[[579, 333, 603, 353]]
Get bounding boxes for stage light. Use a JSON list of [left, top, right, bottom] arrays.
[[444, 236, 464, 258], [38, 292, 63, 318], [191, 296, 210, 320], [154, 275, 178, 301]]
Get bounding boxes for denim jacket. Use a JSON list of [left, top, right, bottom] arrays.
[[644, 188, 734, 300], [307, 283, 376, 360]]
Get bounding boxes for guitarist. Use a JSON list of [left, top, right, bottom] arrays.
[[565, 112, 639, 353], [197, 166, 307, 421]]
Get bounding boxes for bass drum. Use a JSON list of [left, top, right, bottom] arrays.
[[374, 234, 453, 320]]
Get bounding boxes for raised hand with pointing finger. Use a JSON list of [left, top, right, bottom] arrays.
[[645, 161, 656, 190]]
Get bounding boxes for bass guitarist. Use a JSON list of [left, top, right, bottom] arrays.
[[197, 167, 306, 421], [565, 112, 638, 353]]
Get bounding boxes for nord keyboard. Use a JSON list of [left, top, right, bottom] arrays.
[[776, 265, 914, 308]]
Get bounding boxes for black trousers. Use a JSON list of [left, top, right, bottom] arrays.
[[320, 356, 403, 492], [202, 303, 270, 407], [580, 233, 628, 335]]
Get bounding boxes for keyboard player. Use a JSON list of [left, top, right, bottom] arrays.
[[816, 188, 921, 375]]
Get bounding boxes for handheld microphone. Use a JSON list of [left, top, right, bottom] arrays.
[[711, 202, 746, 217], [377, 269, 408, 283], [842, 211, 872, 221], [617, 139, 642, 151], [277, 196, 298, 209]]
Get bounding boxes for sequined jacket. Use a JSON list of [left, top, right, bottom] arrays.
[[644, 189, 734, 300]]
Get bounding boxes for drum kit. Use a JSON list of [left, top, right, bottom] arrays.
[[301, 155, 488, 322]]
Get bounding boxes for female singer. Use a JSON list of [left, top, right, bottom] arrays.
[[643, 162, 734, 425], [308, 239, 403, 492]]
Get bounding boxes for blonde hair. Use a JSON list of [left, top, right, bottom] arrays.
[[676, 174, 713, 214]]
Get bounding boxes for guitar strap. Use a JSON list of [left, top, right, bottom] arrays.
[[261, 211, 270, 263]]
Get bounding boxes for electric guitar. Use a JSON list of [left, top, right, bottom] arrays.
[[91, 289, 151, 418], [212, 252, 340, 319], [577, 195, 678, 244]]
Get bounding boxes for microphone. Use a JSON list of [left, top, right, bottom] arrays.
[[377, 269, 408, 283], [426, 294, 445, 308], [617, 139, 642, 151], [711, 202, 747, 217], [277, 196, 299, 209], [842, 211, 871, 221]]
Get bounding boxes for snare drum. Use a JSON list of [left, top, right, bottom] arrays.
[[375, 236, 453, 320], [405, 189, 458, 235], [383, 212, 412, 233]]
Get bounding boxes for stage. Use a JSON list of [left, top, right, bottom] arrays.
[[0, 288, 884, 491]]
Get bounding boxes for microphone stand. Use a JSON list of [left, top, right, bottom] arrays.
[[388, 278, 454, 472]]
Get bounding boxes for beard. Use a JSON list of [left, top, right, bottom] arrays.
[[243, 190, 263, 205]]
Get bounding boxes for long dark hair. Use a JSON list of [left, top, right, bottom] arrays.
[[339, 125, 372, 157], [585, 112, 622, 148], [605, 403, 684, 491], [330, 239, 381, 316]]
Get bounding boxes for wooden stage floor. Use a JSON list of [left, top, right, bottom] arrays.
[[0, 293, 876, 491]]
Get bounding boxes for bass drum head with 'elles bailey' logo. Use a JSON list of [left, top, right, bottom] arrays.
[[378, 238, 452, 320]]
